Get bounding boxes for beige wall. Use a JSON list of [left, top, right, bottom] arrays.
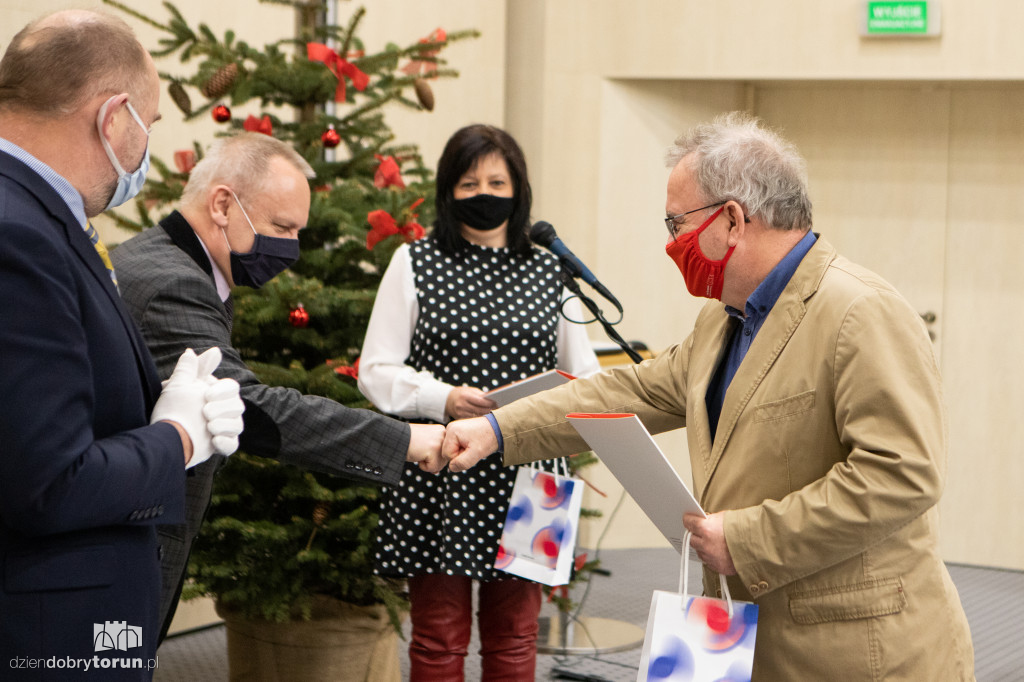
[[3, 2, 1020, 571]]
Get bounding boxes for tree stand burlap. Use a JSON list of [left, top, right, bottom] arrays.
[[216, 596, 403, 682]]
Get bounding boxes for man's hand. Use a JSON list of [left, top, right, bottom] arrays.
[[407, 424, 445, 474], [683, 512, 737, 576], [151, 347, 244, 468], [445, 386, 497, 420], [443, 417, 498, 473]]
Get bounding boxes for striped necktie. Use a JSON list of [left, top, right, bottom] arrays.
[[84, 221, 118, 289]]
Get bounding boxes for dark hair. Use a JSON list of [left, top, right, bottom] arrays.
[[432, 124, 533, 257], [0, 11, 150, 116]]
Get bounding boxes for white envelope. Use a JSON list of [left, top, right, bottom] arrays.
[[566, 413, 704, 553]]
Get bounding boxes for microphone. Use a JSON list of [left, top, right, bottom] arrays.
[[529, 221, 622, 312]]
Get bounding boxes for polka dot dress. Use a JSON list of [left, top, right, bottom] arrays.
[[374, 237, 565, 580]]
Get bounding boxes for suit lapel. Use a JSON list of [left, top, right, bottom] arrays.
[[161, 210, 213, 277], [68, 218, 165, 411], [0, 150, 163, 407], [684, 306, 734, 496], [160, 210, 232, 330], [698, 237, 837, 497]]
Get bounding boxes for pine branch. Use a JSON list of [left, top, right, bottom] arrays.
[[340, 6, 366, 58], [101, 0, 173, 34]]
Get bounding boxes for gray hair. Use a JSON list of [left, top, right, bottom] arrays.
[[666, 112, 813, 231], [180, 133, 316, 210]]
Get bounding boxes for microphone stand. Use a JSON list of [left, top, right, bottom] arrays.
[[559, 270, 643, 364], [541, 269, 647, 675]]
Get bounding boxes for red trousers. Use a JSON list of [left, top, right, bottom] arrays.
[[407, 573, 542, 682]]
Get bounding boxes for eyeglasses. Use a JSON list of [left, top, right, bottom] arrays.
[[664, 201, 725, 240]]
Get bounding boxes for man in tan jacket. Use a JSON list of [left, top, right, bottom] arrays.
[[442, 112, 975, 680]]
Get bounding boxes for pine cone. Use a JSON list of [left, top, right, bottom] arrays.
[[168, 81, 192, 116], [201, 62, 239, 99], [312, 502, 330, 526], [413, 78, 434, 112]]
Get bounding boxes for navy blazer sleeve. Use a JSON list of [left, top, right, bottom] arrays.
[[0, 215, 185, 537]]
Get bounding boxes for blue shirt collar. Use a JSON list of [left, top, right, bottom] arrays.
[[0, 136, 87, 228], [724, 230, 817, 322]]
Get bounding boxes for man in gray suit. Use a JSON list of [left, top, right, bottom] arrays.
[[112, 132, 445, 641]]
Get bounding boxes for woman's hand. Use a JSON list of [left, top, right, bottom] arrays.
[[444, 386, 497, 420]]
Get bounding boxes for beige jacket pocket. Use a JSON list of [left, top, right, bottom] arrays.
[[753, 390, 816, 422], [789, 576, 906, 624]]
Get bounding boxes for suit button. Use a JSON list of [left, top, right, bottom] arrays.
[[715, 589, 722, 598], [373, 467, 382, 475], [157, 505, 165, 515], [758, 581, 769, 591], [128, 511, 139, 521], [748, 584, 759, 594]]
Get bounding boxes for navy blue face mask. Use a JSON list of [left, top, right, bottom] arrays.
[[451, 193, 515, 231], [224, 190, 300, 289]]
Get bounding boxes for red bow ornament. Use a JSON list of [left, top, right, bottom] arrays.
[[401, 220, 425, 243], [243, 114, 273, 136], [307, 42, 369, 103], [366, 210, 399, 250], [374, 154, 405, 189], [399, 198, 426, 243], [366, 198, 425, 250], [173, 150, 196, 174], [332, 357, 359, 380], [402, 28, 447, 77]]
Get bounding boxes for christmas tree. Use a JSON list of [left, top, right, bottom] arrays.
[[104, 0, 478, 625]]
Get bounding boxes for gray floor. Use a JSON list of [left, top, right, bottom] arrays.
[[154, 548, 1023, 682]]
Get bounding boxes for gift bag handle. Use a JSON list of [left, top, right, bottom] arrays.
[[679, 530, 734, 619]]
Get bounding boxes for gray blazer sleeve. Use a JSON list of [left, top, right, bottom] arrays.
[[116, 237, 408, 486]]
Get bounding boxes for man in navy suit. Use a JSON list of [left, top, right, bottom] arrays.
[[0, 10, 244, 680]]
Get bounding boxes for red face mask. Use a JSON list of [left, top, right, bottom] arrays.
[[665, 206, 733, 300]]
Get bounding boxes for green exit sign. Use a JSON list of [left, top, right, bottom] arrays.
[[862, 1, 941, 37]]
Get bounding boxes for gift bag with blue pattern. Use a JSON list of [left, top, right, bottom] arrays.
[[494, 461, 582, 586], [638, 531, 759, 682]]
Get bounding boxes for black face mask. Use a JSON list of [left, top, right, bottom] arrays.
[[451, 194, 515, 231], [229, 233, 300, 289], [225, 190, 300, 289]]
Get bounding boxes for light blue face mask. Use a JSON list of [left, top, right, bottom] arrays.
[[96, 97, 151, 211]]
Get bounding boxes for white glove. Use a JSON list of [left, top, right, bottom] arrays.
[[151, 348, 244, 468], [203, 374, 244, 456]]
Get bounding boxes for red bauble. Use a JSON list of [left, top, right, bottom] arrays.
[[289, 305, 310, 328], [321, 125, 340, 149], [212, 104, 231, 123]]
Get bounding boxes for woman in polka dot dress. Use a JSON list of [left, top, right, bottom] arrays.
[[358, 124, 599, 681]]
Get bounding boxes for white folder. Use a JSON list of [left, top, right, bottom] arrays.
[[566, 413, 704, 553], [486, 369, 574, 407]]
